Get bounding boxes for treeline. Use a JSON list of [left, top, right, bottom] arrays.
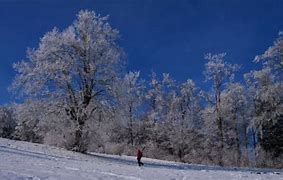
[[0, 10, 282, 168]]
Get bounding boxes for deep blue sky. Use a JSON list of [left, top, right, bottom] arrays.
[[1, 0, 283, 105]]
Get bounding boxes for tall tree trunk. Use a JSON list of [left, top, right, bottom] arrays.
[[216, 88, 224, 166], [73, 126, 84, 152], [66, 102, 89, 153], [73, 115, 87, 153], [243, 123, 248, 151], [242, 125, 249, 165], [216, 115, 224, 166], [251, 127, 257, 165], [233, 112, 241, 166], [129, 104, 134, 146]]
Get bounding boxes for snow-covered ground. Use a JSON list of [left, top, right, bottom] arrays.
[[0, 138, 282, 180]]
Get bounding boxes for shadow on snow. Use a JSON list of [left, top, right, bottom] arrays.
[[0, 144, 281, 175], [87, 153, 282, 174]]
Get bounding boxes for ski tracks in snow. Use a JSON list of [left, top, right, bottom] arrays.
[[0, 138, 282, 180], [98, 171, 141, 180]]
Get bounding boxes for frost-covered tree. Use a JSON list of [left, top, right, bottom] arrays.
[[11, 10, 123, 152], [112, 71, 145, 146], [255, 32, 283, 157], [13, 101, 46, 143], [179, 79, 201, 130], [254, 32, 283, 80], [146, 73, 176, 124], [221, 83, 247, 165], [242, 33, 283, 168], [203, 53, 239, 165], [244, 72, 259, 164], [245, 68, 282, 167], [143, 73, 178, 158], [172, 79, 203, 162]]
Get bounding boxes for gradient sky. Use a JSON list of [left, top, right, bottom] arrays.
[[1, 0, 283, 105]]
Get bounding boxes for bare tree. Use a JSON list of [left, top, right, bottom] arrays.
[[112, 71, 145, 146], [11, 10, 123, 152], [203, 53, 239, 165]]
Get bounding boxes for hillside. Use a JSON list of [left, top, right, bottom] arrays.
[[0, 138, 281, 180]]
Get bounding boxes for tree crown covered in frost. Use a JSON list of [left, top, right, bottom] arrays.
[[11, 10, 122, 103]]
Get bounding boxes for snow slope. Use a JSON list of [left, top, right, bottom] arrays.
[[0, 138, 282, 180]]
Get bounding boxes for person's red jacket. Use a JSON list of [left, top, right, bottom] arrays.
[[137, 149, 143, 160]]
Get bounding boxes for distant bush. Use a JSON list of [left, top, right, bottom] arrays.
[[0, 106, 16, 139]]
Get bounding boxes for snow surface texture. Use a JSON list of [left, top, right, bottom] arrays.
[[0, 138, 282, 180]]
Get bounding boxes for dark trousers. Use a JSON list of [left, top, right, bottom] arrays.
[[137, 158, 144, 166]]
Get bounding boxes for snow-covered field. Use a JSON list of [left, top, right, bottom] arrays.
[[0, 138, 282, 180]]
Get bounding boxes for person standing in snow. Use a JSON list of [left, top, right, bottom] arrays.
[[137, 147, 144, 166]]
